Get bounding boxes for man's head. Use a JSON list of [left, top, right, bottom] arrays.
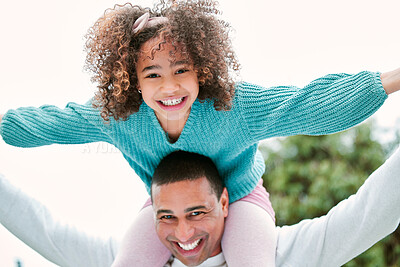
[[151, 151, 229, 266]]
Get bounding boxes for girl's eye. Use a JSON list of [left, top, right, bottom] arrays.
[[176, 69, 188, 74], [146, 73, 160, 78]]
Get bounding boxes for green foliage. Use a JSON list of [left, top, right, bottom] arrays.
[[260, 122, 400, 266]]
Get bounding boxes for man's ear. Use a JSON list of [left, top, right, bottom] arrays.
[[220, 188, 229, 218]]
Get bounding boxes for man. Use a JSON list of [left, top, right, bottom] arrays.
[[1, 147, 400, 266], [151, 151, 229, 266]]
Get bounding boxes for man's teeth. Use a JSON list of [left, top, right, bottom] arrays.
[[160, 97, 184, 106], [178, 239, 201, 251]]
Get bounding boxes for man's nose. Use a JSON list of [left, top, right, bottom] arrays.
[[175, 220, 194, 242]]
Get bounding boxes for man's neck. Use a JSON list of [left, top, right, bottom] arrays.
[[166, 252, 226, 267]]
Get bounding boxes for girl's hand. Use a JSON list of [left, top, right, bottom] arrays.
[[0, 114, 2, 123], [381, 68, 400, 95]]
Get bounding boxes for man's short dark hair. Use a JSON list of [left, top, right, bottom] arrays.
[[151, 151, 224, 200]]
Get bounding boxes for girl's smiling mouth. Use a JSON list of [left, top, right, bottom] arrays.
[[157, 96, 188, 111], [159, 97, 185, 106]]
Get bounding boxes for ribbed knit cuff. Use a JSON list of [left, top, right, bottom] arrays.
[[0, 111, 14, 145], [0, 109, 43, 147]]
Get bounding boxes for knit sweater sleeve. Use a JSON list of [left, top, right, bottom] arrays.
[[0, 173, 118, 267], [236, 71, 387, 140], [0, 101, 111, 147]]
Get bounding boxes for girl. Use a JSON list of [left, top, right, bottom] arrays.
[[1, 1, 399, 266]]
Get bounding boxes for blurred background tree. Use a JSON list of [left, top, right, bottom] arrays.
[[260, 121, 400, 266]]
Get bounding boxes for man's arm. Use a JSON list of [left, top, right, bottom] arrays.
[[275, 145, 400, 267], [0, 174, 118, 267]]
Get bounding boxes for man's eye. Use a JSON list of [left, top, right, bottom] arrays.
[[160, 215, 175, 221], [146, 73, 160, 78], [191, 211, 204, 216]]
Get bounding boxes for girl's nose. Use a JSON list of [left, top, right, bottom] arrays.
[[160, 77, 179, 93], [175, 220, 195, 243]]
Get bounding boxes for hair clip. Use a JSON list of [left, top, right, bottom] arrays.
[[132, 13, 169, 34]]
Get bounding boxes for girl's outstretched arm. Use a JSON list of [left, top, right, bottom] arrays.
[[0, 102, 111, 147], [236, 70, 389, 140], [381, 68, 400, 95]]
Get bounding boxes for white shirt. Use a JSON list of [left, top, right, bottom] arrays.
[[166, 253, 226, 267]]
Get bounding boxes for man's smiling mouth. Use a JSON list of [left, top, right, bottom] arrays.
[[178, 238, 202, 251]]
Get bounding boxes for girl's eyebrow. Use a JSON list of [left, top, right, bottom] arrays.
[[142, 60, 189, 72], [141, 64, 161, 73], [141, 60, 190, 73], [171, 60, 189, 67]]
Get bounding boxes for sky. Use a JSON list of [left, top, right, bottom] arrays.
[[0, 0, 399, 266]]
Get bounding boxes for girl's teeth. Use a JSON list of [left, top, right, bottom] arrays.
[[160, 97, 184, 106], [178, 239, 201, 251]]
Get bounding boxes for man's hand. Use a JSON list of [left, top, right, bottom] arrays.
[[381, 68, 400, 95]]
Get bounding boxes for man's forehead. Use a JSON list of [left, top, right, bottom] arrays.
[[152, 177, 216, 212]]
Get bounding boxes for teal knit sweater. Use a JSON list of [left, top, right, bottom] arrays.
[[0, 71, 387, 202]]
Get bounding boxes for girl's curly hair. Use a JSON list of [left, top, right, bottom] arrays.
[[85, 0, 240, 121]]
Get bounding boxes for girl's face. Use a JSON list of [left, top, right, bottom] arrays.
[[136, 37, 199, 127]]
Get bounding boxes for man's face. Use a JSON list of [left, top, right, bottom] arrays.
[[152, 177, 229, 266]]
